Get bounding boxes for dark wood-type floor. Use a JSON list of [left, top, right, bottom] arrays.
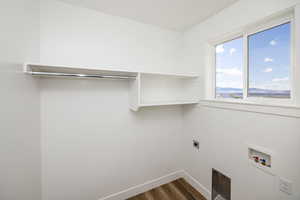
[[127, 178, 207, 200]]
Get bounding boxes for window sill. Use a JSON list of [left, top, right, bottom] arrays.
[[198, 99, 300, 118]]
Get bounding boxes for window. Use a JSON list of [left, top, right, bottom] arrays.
[[248, 22, 291, 98], [213, 15, 293, 103], [215, 38, 243, 99]]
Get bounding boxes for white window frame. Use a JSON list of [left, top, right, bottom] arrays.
[[209, 11, 297, 106]]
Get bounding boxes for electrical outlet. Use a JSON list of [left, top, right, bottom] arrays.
[[193, 140, 199, 150], [279, 177, 293, 195]]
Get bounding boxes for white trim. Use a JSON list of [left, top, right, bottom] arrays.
[[246, 14, 293, 36], [209, 32, 243, 48], [198, 99, 300, 118], [211, 45, 216, 99], [290, 13, 296, 103], [98, 170, 211, 200], [207, 7, 293, 45], [293, 5, 300, 105], [242, 34, 248, 100], [208, 43, 216, 99], [98, 170, 185, 200]]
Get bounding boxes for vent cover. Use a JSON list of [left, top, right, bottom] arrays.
[[212, 169, 231, 200]]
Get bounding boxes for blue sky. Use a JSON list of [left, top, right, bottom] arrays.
[[216, 22, 291, 91]]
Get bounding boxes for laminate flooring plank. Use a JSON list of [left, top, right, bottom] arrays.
[[126, 179, 207, 200], [168, 182, 189, 200], [176, 178, 206, 200], [161, 184, 182, 200], [172, 180, 196, 200], [144, 191, 155, 200]]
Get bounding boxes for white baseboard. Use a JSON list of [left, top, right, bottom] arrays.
[[182, 170, 211, 200], [98, 170, 211, 200], [98, 170, 185, 200]]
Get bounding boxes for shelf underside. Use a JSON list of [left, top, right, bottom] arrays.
[[140, 100, 199, 107], [25, 63, 138, 77], [25, 63, 198, 78]]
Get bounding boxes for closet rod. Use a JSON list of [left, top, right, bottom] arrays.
[[27, 71, 136, 80]]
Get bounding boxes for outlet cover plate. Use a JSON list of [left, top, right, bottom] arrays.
[[279, 177, 293, 195], [193, 140, 199, 150]]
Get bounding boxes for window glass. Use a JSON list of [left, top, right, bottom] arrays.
[[248, 22, 291, 98], [215, 37, 243, 98]]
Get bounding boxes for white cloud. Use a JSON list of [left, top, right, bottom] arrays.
[[263, 68, 273, 73], [270, 40, 277, 46], [217, 68, 243, 89], [264, 57, 274, 62], [217, 80, 243, 89], [229, 48, 236, 55], [216, 68, 242, 76], [255, 82, 289, 90], [216, 45, 224, 54], [253, 77, 290, 91], [272, 77, 289, 82]]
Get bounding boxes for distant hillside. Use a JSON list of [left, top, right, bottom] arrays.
[[216, 87, 290, 98], [216, 87, 242, 93]]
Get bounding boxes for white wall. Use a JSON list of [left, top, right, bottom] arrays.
[[3, 1, 300, 200], [0, 0, 41, 200], [40, 0, 184, 73], [40, 79, 184, 200], [183, 106, 300, 200], [39, 1, 184, 200], [182, 0, 300, 200]]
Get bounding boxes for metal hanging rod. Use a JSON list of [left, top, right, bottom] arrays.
[[27, 71, 136, 80]]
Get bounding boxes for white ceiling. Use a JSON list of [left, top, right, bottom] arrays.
[[58, 0, 238, 31]]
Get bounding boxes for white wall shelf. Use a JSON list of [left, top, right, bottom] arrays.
[[24, 63, 200, 111], [129, 73, 200, 111]]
